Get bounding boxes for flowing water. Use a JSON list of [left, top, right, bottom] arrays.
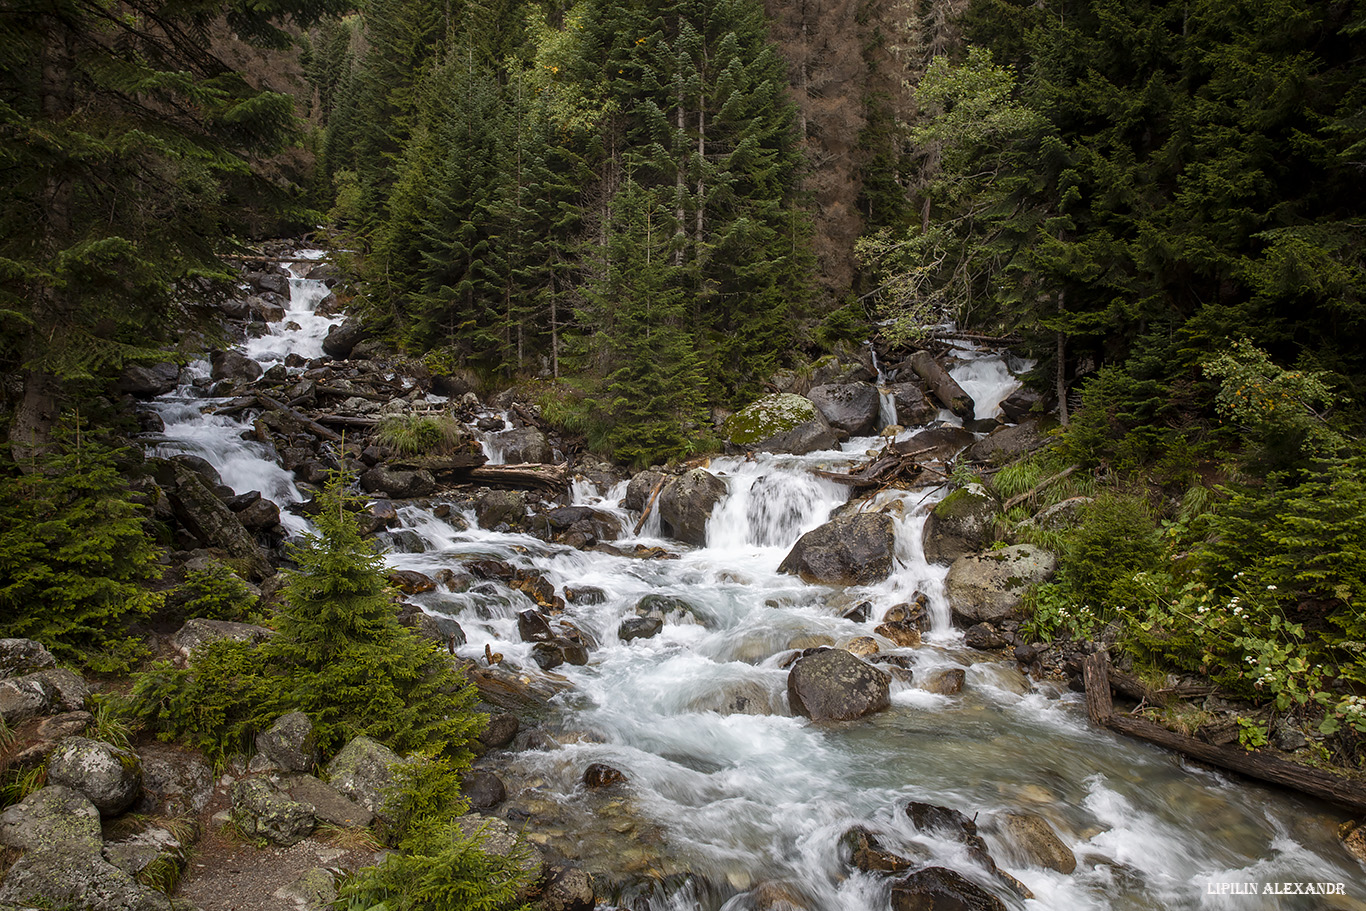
[[151, 260, 1366, 910]]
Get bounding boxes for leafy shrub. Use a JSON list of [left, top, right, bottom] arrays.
[[0, 428, 162, 666], [167, 560, 260, 623], [123, 638, 270, 768]]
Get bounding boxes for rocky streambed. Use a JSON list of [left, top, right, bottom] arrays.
[[3, 245, 1365, 911]]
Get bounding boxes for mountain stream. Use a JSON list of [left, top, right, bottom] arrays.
[[148, 255, 1366, 911]]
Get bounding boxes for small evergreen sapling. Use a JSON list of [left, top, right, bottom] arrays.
[[263, 479, 484, 758]]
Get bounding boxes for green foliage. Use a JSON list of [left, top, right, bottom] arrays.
[[169, 561, 261, 624], [266, 481, 484, 757], [0, 0, 348, 436], [124, 478, 485, 765], [374, 413, 466, 456], [339, 757, 533, 911], [123, 639, 270, 769], [0, 430, 162, 666]]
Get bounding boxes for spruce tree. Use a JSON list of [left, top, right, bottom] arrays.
[[265, 480, 484, 758], [0, 426, 161, 666], [0, 0, 348, 458]]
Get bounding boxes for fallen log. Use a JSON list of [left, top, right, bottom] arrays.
[[1084, 652, 1366, 814], [1001, 465, 1079, 513], [909, 350, 974, 418], [256, 394, 344, 443], [467, 462, 568, 493], [313, 414, 380, 428]]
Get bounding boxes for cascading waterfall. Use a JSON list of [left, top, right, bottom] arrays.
[[150, 276, 1365, 910]]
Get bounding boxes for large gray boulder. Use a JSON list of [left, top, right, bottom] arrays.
[[945, 544, 1058, 625], [0, 673, 59, 725], [490, 426, 552, 464], [787, 649, 891, 723], [778, 513, 896, 586], [116, 362, 181, 398], [0, 637, 56, 678], [256, 711, 320, 773], [724, 394, 841, 454], [137, 743, 214, 817], [322, 318, 371, 359], [965, 416, 1049, 464], [209, 349, 263, 383], [888, 383, 938, 427], [807, 383, 881, 436], [0, 787, 177, 911], [326, 735, 402, 817], [284, 775, 374, 828], [624, 469, 668, 511], [0, 785, 102, 851], [360, 465, 437, 499], [230, 778, 316, 846], [45, 737, 142, 816], [922, 484, 996, 565], [162, 460, 273, 580], [658, 469, 727, 546], [475, 488, 527, 529], [894, 425, 976, 462]]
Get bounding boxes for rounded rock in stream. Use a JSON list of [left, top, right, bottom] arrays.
[[890, 866, 1007, 911], [618, 617, 663, 642], [806, 382, 881, 436], [786, 648, 890, 722], [777, 513, 895, 586], [583, 763, 627, 789], [657, 468, 727, 546]]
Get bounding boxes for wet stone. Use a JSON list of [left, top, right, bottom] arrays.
[[462, 770, 507, 811], [583, 763, 627, 789]]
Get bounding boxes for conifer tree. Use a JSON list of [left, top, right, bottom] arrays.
[[581, 178, 709, 466], [0, 0, 348, 458], [265, 480, 484, 757], [0, 425, 161, 665]]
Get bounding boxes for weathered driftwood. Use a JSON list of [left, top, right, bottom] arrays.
[[466, 462, 567, 493], [633, 476, 669, 535], [813, 446, 934, 489], [256, 394, 343, 443], [1084, 652, 1366, 814], [313, 414, 380, 428]]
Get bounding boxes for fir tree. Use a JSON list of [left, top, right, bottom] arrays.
[[0, 424, 162, 666], [266, 480, 484, 757]]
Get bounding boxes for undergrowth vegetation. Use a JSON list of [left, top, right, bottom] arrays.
[[1000, 340, 1366, 763], [121, 478, 485, 766], [0, 422, 162, 670]]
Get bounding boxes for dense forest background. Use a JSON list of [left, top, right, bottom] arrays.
[[4, 0, 1363, 460], [3, 0, 1366, 785]]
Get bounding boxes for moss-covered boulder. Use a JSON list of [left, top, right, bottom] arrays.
[[922, 483, 995, 565], [45, 737, 142, 817], [945, 545, 1058, 625], [723, 394, 841, 455]]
